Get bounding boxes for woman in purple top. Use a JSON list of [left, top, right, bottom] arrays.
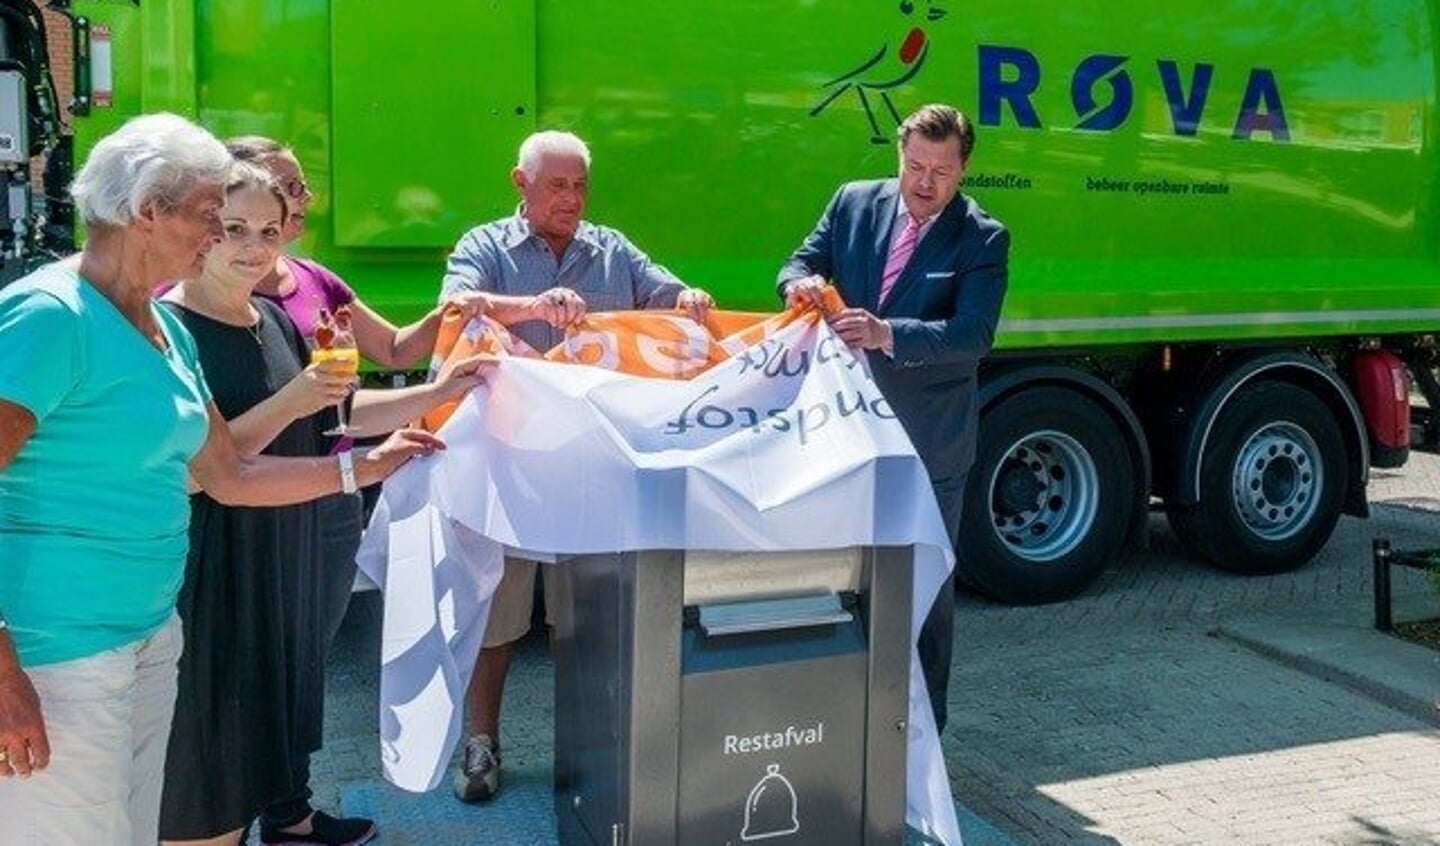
[[228, 136, 488, 363], [224, 137, 489, 846]]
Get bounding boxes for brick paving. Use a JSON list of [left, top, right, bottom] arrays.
[[947, 454, 1440, 845], [951, 626, 1440, 845]]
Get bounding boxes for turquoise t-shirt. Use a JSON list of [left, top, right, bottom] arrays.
[[0, 265, 212, 666]]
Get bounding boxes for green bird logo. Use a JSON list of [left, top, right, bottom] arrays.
[[811, 0, 949, 143]]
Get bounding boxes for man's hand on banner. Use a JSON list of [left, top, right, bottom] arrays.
[[434, 354, 497, 402], [528, 287, 587, 328], [830, 307, 894, 355], [783, 275, 831, 311], [676, 288, 715, 323]]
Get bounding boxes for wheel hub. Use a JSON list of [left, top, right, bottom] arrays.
[[1232, 421, 1322, 542], [996, 456, 1048, 514], [988, 431, 1100, 562]]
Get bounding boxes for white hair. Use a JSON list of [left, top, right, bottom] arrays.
[[70, 113, 232, 227], [516, 130, 591, 179]]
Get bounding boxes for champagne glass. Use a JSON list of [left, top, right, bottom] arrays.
[[312, 307, 361, 436]]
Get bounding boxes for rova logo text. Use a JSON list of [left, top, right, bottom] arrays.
[[977, 45, 1289, 141]]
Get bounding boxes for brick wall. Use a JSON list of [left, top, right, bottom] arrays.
[[37, 1, 72, 130], [27, 2, 72, 194]]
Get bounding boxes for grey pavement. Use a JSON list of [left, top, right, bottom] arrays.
[[303, 455, 1440, 845], [948, 455, 1440, 845]]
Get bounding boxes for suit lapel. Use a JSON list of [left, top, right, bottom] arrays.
[[866, 181, 901, 311], [878, 193, 966, 316]]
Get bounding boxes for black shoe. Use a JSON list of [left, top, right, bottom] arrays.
[[259, 810, 377, 846], [453, 732, 501, 802]]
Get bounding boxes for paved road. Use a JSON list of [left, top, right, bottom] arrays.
[[303, 454, 1440, 845], [950, 455, 1440, 845]]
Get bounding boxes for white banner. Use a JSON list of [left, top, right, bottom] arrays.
[[358, 316, 962, 844]]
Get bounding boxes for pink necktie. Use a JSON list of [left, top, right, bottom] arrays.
[[878, 213, 921, 307]]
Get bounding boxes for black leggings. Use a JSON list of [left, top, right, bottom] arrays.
[[263, 491, 365, 827]]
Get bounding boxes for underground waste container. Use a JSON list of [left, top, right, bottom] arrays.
[[551, 546, 913, 845]]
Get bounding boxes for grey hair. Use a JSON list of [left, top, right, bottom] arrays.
[[225, 134, 287, 163], [70, 113, 233, 227], [516, 130, 590, 179]]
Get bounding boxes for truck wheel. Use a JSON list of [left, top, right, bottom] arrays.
[[960, 387, 1136, 604], [1169, 381, 1347, 573]]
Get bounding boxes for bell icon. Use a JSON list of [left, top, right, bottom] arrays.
[[740, 762, 800, 841]]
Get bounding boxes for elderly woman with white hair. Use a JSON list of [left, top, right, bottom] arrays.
[[0, 114, 442, 846]]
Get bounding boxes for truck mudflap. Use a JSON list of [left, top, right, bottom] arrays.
[[1351, 350, 1410, 469]]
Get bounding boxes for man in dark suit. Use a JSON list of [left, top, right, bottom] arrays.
[[777, 103, 1008, 732]]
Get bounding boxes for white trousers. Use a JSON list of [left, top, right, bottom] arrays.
[[0, 615, 183, 846]]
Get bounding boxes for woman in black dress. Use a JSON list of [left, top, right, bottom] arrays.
[[157, 164, 487, 846]]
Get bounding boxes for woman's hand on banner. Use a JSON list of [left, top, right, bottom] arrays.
[[356, 428, 447, 486], [443, 292, 492, 326], [434, 354, 497, 401]]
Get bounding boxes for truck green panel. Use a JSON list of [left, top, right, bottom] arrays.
[[68, 0, 1440, 350], [330, 0, 536, 248]]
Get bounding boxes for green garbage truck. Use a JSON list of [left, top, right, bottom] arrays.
[[3, 0, 1436, 603]]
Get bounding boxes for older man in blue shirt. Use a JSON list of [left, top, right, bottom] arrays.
[[441, 130, 711, 351], [440, 129, 712, 803]]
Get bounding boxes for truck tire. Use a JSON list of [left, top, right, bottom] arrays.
[[960, 386, 1135, 604], [1169, 381, 1346, 573]]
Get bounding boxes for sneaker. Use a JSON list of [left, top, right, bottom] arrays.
[[454, 732, 502, 802], [259, 810, 377, 846]]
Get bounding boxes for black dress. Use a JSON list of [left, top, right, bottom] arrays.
[[158, 298, 329, 839]]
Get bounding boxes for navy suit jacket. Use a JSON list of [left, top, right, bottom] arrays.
[[778, 178, 1009, 514]]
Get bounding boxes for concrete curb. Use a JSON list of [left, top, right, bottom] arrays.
[[1216, 590, 1440, 727]]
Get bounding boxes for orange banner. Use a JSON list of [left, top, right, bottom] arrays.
[[422, 288, 844, 431]]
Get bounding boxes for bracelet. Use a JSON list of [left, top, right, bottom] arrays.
[[337, 449, 358, 494]]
